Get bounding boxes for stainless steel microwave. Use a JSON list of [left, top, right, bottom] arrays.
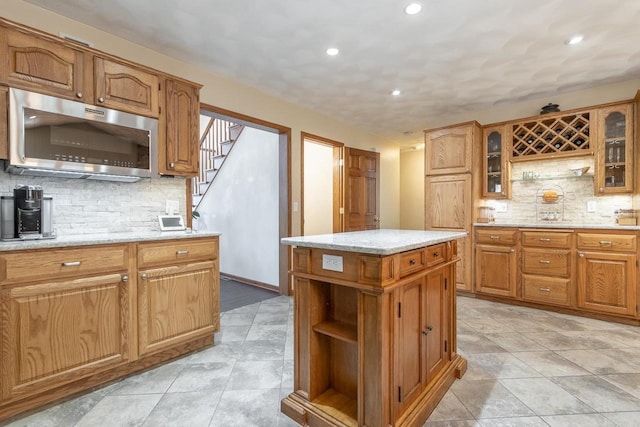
[[7, 88, 158, 182]]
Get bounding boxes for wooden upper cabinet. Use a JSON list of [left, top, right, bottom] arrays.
[[0, 28, 86, 100], [424, 122, 479, 175], [94, 57, 159, 117], [482, 125, 510, 198], [594, 103, 634, 195], [159, 79, 200, 176]]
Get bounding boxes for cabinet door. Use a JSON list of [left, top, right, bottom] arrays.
[[0, 273, 130, 401], [138, 261, 218, 356], [160, 79, 200, 176], [394, 278, 424, 414], [425, 174, 471, 230], [423, 268, 446, 383], [595, 103, 634, 194], [94, 57, 159, 117], [482, 125, 510, 198], [577, 251, 636, 316], [0, 86, 7, 159], [475, 244, 517, 297], [425, 124, 476, 175], [456, 236, 472, 292], [0, 28, 85, 100]]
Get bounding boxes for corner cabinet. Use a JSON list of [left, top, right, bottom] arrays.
[[158, 78, 201, 176], [595, 103, 634, 194], [424, 122, 477, 175], [482, 125, 510, 198], [281, 242, 465, 427]]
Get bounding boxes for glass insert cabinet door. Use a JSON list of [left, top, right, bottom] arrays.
[[596, 104, 633, 194], [482, 125, 509, 198]]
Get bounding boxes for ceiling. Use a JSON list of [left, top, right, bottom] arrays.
[[25, 0, 640, 146]]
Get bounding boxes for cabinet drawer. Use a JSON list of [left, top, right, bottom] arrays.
[[0, 244, 128, 285], [576, 233, 637, 252], [475, 229, 517, 245], [137, 238, 218, 268], [425, 243, 447, 267], [399, 248, 426, 277], [522, 249, 570, 277], [522, 275, 571, 306], [521, 231, 572, 249]]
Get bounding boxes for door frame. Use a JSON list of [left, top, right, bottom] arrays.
[[301, 132, 344, 235], [193, 103, 292, 296]]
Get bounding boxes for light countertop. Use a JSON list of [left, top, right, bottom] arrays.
[[0, 230, 221, 251], [281, 229, 468, 255], [474, 222, 640, 230]]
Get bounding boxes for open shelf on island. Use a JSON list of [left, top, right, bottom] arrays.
[[313, 320, 357, 343], [312, 388, 358, 427]]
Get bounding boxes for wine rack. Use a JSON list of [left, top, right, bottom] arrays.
[[511, 111, 593, 161]]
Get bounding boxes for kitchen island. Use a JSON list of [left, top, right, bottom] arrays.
[[280, 229, 467, 427], [0, 231, 220, 422]]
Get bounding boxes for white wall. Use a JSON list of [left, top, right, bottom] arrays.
[[303, 141, 333, 235], [399, 149, 425, 230], [198, 127, 279, 287]]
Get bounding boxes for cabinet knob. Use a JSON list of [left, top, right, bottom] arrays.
[[422, 326, 434, 335], [374, 216, 380, 222], [409, 258, 416, 265], [578, 253, 585, 258], [98, 96, 105, 103], [510, 248, 515, 253], [76, 92, 83, 99], [141, 273, 148, 280], [169, 163, 175, 169], [121, 274, 129, 283], [599, 188, 604, 193], [433, 252, 439, 257]]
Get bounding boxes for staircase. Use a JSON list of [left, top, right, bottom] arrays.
[[192, 117, 244, 210]]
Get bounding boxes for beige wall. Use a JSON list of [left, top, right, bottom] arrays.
[[399, 149, 424, 230], [3, 0, 401, 234], [303, 141, 334, 235]]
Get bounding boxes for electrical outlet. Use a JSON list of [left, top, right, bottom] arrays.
[[587, 200, 597, 213], [165, 200, 179, 214], [322, 254, 344, 272], [495, 202, 508, 213]]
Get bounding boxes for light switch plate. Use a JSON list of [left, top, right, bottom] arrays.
[[495, 202, 508, 213], [587, 200, 597, 213], [322, 254, 344, 272]]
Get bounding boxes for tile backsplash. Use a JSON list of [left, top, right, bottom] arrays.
[[484, 157, 633, 225], [0, 171, 187, 236]]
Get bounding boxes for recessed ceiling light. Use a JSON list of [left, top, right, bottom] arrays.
[[404, 3, 422, 15], [326, 47, 339, 56], [566, 35, 583, 45], [391, 89, 401, 96]]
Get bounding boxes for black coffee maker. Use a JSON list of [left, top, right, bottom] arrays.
[[14, 185, 43, 238]]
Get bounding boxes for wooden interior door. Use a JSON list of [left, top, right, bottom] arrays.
[[343, 147, 380, 231]]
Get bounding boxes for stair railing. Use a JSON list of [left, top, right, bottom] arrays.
[[192, 117, 238, 197]]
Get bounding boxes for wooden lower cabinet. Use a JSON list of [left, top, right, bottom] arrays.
[[282, 243, 465, 427], [138, 261, 219, 356], [475, 244, 517, 297], [577, 251, 637, 316], [0, 236, 220, 422], [0, 273, 131, 401]]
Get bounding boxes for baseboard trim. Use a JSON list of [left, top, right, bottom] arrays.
[[221, 273, 280, 293]]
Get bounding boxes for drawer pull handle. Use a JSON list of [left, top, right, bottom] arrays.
[[121, 274, 129, 283], [409, 259, 416, 265], [62, 261, 82, 267], [539, 260, 551, 264], [176, 250, 190, 255], [539, 238, 551, 242], [539, 287, 551, 292], [599, 240, 612, 245], [490, 235, 500, 239], [141, 273, 148, 280]]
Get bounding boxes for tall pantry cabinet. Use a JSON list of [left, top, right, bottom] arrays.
[[424, 122, 482, 292]]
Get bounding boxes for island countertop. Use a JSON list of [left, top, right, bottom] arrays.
[[281, 229, 468, 255]]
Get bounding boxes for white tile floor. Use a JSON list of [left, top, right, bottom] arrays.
[[5, 295, 640, 427]]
